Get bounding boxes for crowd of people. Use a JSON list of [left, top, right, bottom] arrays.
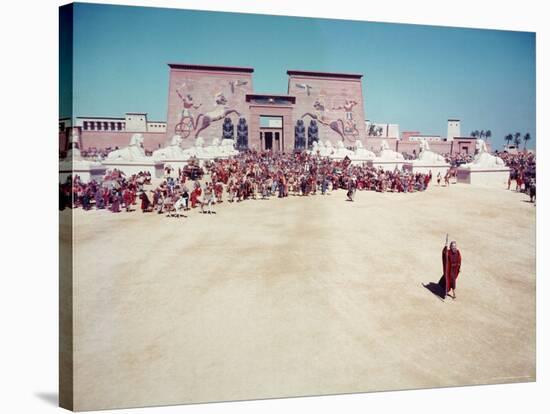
[[498, 151, 536, 202], [60, 151, 437, 215], [444, 153, 474, 167], [207, 151, 435, 201], [59, 170, 152, 212], [60, 147, 537, 214]]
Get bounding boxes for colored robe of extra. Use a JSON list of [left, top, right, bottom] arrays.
[[139, 192, 150, 211], [442, 246, 462, 293]]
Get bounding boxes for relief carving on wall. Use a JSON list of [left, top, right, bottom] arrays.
[[300, 96, 351, 142], [332, 98, 359, 137], [174, 79, 247, 139]]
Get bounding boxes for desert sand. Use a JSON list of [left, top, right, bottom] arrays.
[[62, 181, 536, 411]]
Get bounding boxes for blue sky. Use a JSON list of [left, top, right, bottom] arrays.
[[65, 3, 536, 148]]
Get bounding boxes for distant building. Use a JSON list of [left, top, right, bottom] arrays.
[[74, 113, 167, 133], [447, 119, 461, 141], [404, 134, 442, 142], [452, 136, 479, 155], [401, 131, 421, 142], [365, 121, 400, 138]]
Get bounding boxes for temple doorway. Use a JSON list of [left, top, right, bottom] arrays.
[[259, 116, 283, 152]]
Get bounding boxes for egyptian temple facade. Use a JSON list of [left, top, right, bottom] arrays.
[[164, 63, 367, 151], [61, 63, 480, 156]]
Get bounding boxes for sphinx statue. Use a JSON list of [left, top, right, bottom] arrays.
[[236, 117, 249, 150], [59, 128, 106, 183], [310, 140, 320, 154], [106, 133, 148, 161], [295, 119, 306, 150], [307, 120, 319, 150], [332, 141, 355, 159], [204, 138, 221, 156], [64, 128, 83, 160], [152, 135, 189, 160], [408, 138, 450, 175], [100, 133, 164, 179], [377, 139, 405, 161], [178, 136, 238, 159], [204, 137, 239, 158], [220, 138, 239, 156], [416, 138, 446, 163], [310, 140, 324, 156], [455, 138, 509, 185], [316, 141, 334, 157], [462, 139, 506, 169], [221, 117, 234, 140], [181, 136, 206, 158], [352, 140, 376, 160]]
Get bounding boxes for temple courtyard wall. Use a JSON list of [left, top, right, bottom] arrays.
[[79, 131, 167, 152]]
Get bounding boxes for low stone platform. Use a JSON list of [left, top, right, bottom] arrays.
[[456, 167, 510, 186], [59, 161, 107, 183]]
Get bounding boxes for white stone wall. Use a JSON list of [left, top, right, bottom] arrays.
[[447, 119, 461, 141], [125, 113, 148, 132], [408, 135, 442, 142], [74, 115, 167, 133], [146, 122, 167, 132], [75, 117, 126, 132], [387, 123, 400, 139]]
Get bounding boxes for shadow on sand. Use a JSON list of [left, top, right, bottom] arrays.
[[423, 276, 446, 301]]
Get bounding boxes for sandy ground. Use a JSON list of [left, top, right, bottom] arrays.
[[61, 181, 536, 411]]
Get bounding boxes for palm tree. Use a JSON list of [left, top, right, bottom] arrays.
[[513, 133, 521, 148], [504, 133, 513, 147], [470, 130, 480, 139], [485, 130, 492, 141], [523, 133, 531, 150], [479, 130, 486, 141]]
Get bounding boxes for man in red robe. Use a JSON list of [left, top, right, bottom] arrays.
[[190, 185, 202, 208], [122, 188, 134, 212], [442, 241, 462, 299]]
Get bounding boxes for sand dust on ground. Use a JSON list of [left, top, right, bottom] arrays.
[[61, 182, 536, 411]]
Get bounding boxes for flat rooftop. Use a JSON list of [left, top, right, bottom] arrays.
[[168, 63, 254, 73], [287, 69, 363, 79]]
